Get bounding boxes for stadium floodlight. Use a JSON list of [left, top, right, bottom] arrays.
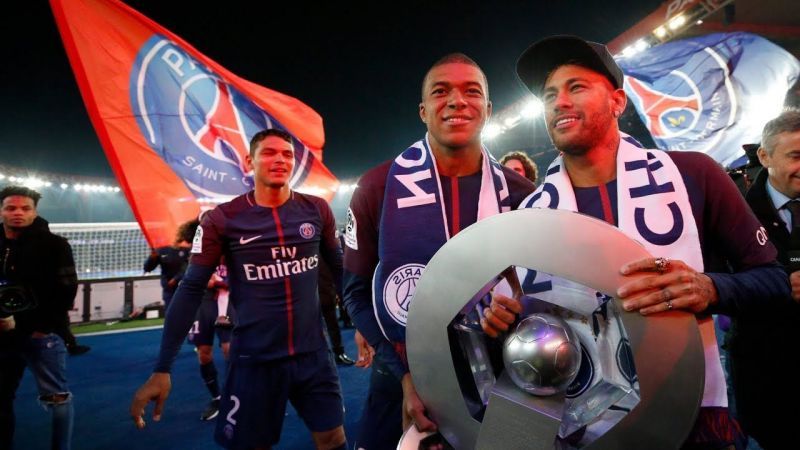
[[504, 116, 520, 128], [295, 185, 330, 197], [669, 14, 687, 30], [520, 98, 544, 119], [654, 26, 667, 38], [482, 123, 503, 140], [60, 183, 69, 190], [634, 39, 649, 52], [0, 173, 4, 180], [19, 177, 47, 189]]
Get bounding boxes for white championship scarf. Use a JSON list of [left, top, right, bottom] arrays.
[[520, 138, 727, 408]]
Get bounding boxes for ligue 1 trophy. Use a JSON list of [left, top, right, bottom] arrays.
[[400, 209, 704, 449]]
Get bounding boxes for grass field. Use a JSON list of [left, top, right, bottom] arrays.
[[72, 318, 164, 335]]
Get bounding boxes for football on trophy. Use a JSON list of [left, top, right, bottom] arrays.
[[502, 313, 582, 396]]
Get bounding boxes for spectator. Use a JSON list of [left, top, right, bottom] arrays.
[[0, 185, 78, 450], [499, 150, 538, 185]]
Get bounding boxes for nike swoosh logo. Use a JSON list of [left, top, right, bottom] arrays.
[[239, 235, 262, 245]]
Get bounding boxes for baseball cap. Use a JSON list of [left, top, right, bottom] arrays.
[[516, 35, 624, 98]]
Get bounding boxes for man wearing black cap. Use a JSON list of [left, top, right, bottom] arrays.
[[482, 35, 790, 449], [729, 109, 800, 449]]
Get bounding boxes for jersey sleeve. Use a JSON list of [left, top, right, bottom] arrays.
[[676, 152, 790, 314], [343, 163, 409, 380], [189, 207, 225, 268], [314, 196, 344, 298], [143, 248, 161, 273], [154, 264, 216, 372], [153, 207, 224, 372]]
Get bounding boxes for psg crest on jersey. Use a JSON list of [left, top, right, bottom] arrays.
[[129, 35, 314, 200], [299, 223, 316, 240]]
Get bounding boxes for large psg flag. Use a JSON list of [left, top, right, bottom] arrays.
[[619, 32, 799, 168], [50, 0, 339, 248]]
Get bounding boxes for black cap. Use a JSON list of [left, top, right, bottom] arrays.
[[516, 35, 624, 98]]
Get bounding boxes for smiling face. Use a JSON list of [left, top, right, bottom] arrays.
[[759, 130, 800, 199], [419, 61, 491, 153], [541, 64, 625, 156], [246, 135, 295, 189]]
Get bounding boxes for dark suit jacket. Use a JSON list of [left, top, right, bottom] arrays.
[[732, 168, 800, 440]]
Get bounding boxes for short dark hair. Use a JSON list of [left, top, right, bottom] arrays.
[[762, 109, 800, 156], [421, 53, 489, 100], [499, 151, 538, 184], [0, 185, 42, 207], [249, 128, 294, 156]]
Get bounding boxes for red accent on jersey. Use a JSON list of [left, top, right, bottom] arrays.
[[450, 176, 460, 235], [598, 183, 615, 225], [272, 207, 294, 356]]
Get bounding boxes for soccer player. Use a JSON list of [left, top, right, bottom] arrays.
[[483, 35, 790, 448], [187, 262, 233, 421], [343, 53, 536, 448], [142, 219, 197, 310], [130, 128, 347, 450]]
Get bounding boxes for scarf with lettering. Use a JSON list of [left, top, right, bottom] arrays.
[[375, 134, 511, 344], [520, 138, 727, 407]]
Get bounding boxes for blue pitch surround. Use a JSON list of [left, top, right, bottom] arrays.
[[14, 327, 368, 450]]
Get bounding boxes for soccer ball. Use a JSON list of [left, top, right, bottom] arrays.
[[502, 313, 582, 396]]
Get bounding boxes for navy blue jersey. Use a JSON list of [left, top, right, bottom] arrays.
[[154, 190, 342, 373], [143, 246, 191, 302], [343, 162, 536, 379], [191, 191, 343, 361]]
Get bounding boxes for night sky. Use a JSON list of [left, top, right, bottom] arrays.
[[1, 0, 663, 184]]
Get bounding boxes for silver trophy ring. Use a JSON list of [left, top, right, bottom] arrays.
[[666, 300, 673, 311], [654, 257, 671, 274]]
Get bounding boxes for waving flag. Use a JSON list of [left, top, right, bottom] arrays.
[[618, 32, 800, 168], [50, 0, 339, 248]]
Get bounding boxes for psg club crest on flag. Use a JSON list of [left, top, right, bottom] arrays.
[[50, 0, 339, 248], [129, 35, 321, 200], [618, 32, 799, 168]]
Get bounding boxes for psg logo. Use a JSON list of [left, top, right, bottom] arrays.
[[299, 222, 315, 239], [129, 35, 313, 199], [383, 263, 425, 326]]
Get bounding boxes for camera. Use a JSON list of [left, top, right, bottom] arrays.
[[0, 279, 36, 317]]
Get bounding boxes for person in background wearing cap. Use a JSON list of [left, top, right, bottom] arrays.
[[482, 35, 790, 449], [343, 53, 535, 449], [728, 109, 800, 449]]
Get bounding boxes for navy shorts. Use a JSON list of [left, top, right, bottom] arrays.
[[187, 298, 231, 347], [214, 347, 344, 449]]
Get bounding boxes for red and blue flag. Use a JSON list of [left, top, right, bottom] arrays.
[[618, 32, 799, 168], [50, 0, 339, 247]]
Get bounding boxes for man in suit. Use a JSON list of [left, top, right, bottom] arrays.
[[732, 109, 800, 449]]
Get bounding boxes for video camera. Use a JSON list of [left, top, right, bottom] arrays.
[[0, 279, 36, 318]]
